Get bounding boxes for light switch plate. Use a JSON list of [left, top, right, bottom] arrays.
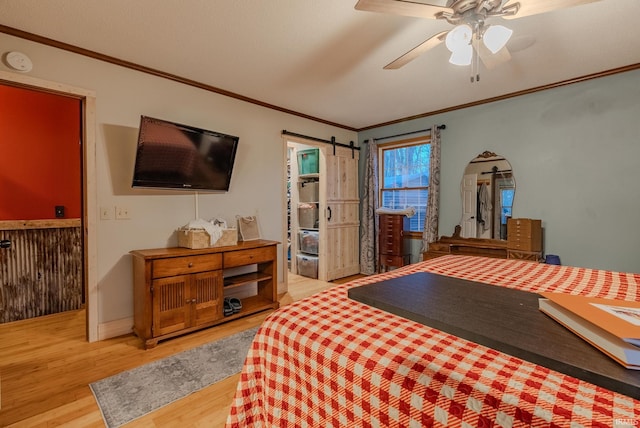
[[100, 206, 112, 220], [115, 206, 130, 220]]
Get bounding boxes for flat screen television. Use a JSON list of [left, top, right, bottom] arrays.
[[132, 116, 239, 191]]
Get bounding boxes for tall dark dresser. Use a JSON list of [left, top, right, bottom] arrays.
[[378, 214, 410, 272]]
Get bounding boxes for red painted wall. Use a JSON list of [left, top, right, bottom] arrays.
[[0, 85, 81, 220]]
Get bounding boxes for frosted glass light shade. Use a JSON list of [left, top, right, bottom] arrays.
[[445, 24, 472, 53], [483, 25, 513, 54], [449, 44, 473, 65]]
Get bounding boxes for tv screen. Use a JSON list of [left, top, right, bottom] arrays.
[[132, 116, 239, 191]]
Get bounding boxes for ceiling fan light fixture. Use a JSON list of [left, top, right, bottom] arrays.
[[445, 24, 472, 53], [449, 43, 473, 66], [482, 25, 513, 54]]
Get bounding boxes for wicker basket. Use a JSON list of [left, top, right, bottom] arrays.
[[215, 229, 238, 247], [177, 228, 238, 249]]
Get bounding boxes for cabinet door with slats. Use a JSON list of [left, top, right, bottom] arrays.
[[192, 270, 223, 326], [152, 275, 190, 336]]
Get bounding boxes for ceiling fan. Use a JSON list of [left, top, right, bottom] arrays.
[[355, 0, 602, 81]]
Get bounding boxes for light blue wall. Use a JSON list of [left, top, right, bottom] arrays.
[[359, 69, 640, 273]]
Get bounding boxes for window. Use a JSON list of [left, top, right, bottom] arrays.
[[379, 137, 431, 234]]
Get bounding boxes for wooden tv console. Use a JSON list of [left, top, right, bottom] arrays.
[[131, 239, 279, 349]]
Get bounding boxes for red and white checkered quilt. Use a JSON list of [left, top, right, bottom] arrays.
[[226, 256, 640, 427]]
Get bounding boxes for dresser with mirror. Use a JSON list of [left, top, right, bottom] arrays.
[[423, 151, 543, 262]]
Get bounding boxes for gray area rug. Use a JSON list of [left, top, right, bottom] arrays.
[[90, 327, 258, 428]]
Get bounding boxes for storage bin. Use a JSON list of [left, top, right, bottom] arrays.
[[298, 180, 319, 203], [177, 228, 237, 249], [298, 230, 319, 255], [297, 254, 318, 279], [297, 148, 319, 175], [298, 203, 319, 229]]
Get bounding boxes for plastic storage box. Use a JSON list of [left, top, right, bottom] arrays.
[[297, 254, 318, 279], [298, 180, 319, 203], [297, 148, 319, 175], [298, 203, 319, 229], [298, 230, 319, 255]]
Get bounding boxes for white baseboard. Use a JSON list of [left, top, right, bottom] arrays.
[[98, 316, 134, 341]]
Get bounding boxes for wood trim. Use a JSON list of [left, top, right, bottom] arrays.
[[0, 219, 81, 230], [0, 24, 357, 132], [377, 135, 432, 148]]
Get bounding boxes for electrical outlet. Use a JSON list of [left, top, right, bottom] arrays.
[[100, 206, 112, 220], [115, 206, 130, 220]]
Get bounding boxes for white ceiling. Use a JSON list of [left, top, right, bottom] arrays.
[[1, 0, 639, 130]]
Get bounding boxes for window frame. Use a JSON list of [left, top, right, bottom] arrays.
[[377, 136, 432, 239]]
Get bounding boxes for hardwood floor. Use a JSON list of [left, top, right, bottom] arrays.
[[0, 273, 338, 427]]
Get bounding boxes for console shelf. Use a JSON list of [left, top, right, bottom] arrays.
[[224, 271, 273, 289]]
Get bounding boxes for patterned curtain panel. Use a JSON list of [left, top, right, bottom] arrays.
[[360, 140, 378, 275], [421, 126, 441, 252]]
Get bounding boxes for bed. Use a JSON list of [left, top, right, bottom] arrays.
[[226, 255, 640, 427]]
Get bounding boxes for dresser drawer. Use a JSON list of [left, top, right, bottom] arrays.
[[380, 215, 404, 226], [379, 254, 408, 267], [152, 253, 222, 278], [379, 231, 404, 252], [508, 228, 534, 239], [224, 246, 275, 268], [508, 218, 540, 234]]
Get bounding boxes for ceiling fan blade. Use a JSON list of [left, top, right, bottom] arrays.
[[355, 0, 452, 19], [384, 31, 447, 69], [503, 0, 603, 19], [477, 43, 511, 70]]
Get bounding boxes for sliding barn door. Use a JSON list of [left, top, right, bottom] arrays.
[[319, 145, 360, 281]]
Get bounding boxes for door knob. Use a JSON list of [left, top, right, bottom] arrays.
[[0, 239, 11, 249]]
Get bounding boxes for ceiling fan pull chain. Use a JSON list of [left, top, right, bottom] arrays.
[[473, 33, 482, 82], [476, 42, 480, 82]]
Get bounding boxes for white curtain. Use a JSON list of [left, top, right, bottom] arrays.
[[359, 140, 378, 275], [421, 126, 441, 252]]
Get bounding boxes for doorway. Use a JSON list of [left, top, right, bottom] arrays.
[[282, 134, 360, 285], [0, 71, 98, 341], [287, 140, 321, 281]]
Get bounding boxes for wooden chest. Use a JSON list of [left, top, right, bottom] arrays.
[[507, 218, 542, 252]]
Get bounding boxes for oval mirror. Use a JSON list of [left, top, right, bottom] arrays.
[[460, 151, 515, 240]]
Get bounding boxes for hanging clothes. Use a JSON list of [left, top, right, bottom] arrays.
[[478, 182, 491, 231]]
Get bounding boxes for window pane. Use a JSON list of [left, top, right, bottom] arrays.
[[380, 141, 431, 233], [382, 144, 431, 189]]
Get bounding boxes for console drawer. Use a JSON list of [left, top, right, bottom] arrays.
[[224, 246, 275, 268], [152, 253, 222, 278]]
